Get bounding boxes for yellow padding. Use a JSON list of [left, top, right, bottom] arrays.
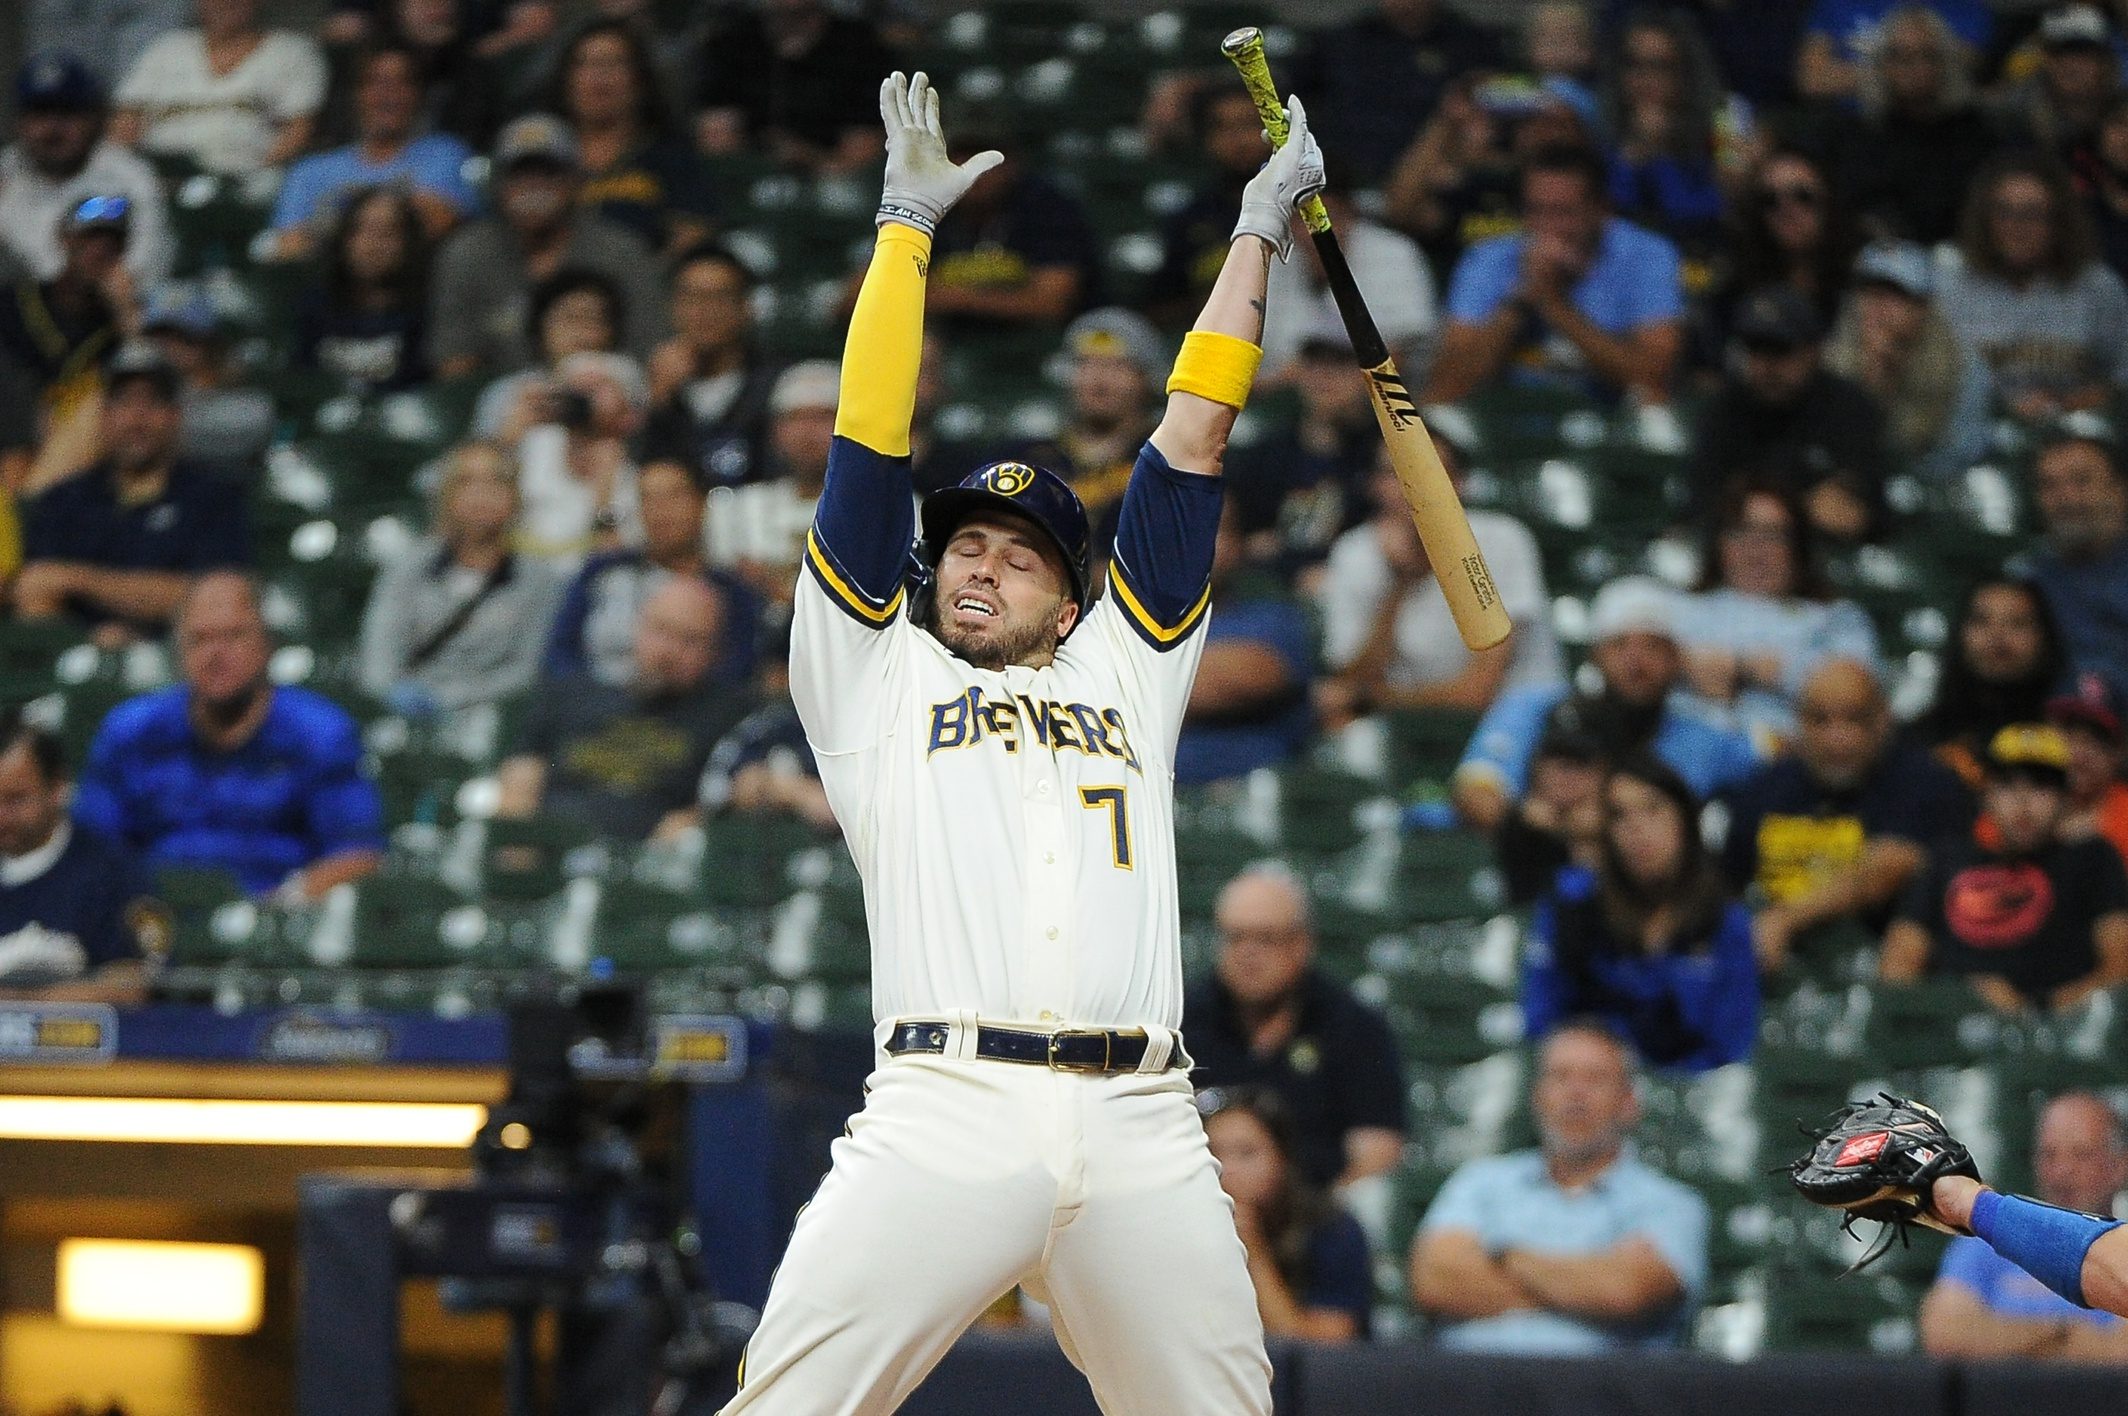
[[1164, 330, 1263, 411], [834, 225, 933, 458]]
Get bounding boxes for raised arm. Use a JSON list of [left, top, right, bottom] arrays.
[[1149, 96, 1325, 476], [806, 71, 1001, 616]]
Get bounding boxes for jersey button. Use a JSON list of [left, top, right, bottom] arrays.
[[1039, 1010, 1058, 1023], [1045, 926, 1059, 940], [1036, 781, 1051, 796], [1044, 851, 1056, 865]]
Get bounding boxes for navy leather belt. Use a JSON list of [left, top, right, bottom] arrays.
[[886, 1020, 1169, 1074]]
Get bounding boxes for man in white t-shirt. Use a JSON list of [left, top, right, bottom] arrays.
[[111, 0, 326, 175], [1261, 189, 1437, 382], [0, 53, 173, 288], [1314, 438, 1560, 725]]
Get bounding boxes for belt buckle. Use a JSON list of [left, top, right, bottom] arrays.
[[1047, 1028, 1111, 1073]]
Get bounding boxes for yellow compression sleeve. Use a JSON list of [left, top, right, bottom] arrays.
[[1165, 330, 1263, 412], [834, 223, 932, 458]]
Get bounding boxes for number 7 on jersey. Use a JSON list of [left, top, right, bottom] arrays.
[[1079, 785, 1133, 870]]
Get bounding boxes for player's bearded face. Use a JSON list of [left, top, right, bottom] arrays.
[[929, 517, 1080, 670]]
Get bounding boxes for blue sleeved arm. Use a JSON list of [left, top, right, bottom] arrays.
[[1704, 904, 1761, 1067], [542, 566, 596, 680], [804, 436, 914, 629], [300, 708, 386, 857], [1107, 442, 1220, 652], [1454, 686, 1559, 797], [1446, 237, 1520, 324], [72, 717, 134, 851], [269, 156, 323, 231], [1520, 897, 1568, 1042], [1970, 1190, 2125, 1309]]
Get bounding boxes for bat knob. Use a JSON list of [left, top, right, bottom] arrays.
[[1220, 26, 1264, 55]]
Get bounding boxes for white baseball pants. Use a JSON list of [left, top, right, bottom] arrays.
[[719, 1047, 1273, 1416]]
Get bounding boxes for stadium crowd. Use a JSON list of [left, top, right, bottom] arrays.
[[2, 0, 2128, 1361]]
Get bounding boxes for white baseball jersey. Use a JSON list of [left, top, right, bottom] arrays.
[[790, 437, 1220, 1033]]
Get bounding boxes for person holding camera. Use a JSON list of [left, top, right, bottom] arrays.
[[512, 350, 647, 570]]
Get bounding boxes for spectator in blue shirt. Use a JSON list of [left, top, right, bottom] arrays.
[[1423, 143, 1686, 406], [1199, 1086, 1374, 1343], [2020, 423, 2128, 702], [1452, 575, 1761, 834], [1174, 503, 1314, 786], [13, 343, 250, 638], [0, 714, 156, 1003], [1921, 1091, 2128, 1360], [264, 42, 476, 262], [1410, 1018, 1709, 1352], [76, 572, 386, 899], [1523, 756, 1758, 1072]]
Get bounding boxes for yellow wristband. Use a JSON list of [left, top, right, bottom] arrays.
[[1165, 330, 1263, 411]]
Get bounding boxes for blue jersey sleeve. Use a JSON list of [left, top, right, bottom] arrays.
[[300, 708, 386, 858], [73, 713, 139, 853], [1107, 442, 1220, 651], [805, 436, 914, 630]]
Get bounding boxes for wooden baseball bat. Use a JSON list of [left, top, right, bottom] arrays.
[[1221, 27, 1511, 652]]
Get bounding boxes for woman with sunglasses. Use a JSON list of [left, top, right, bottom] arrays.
[[1939, 153, 2128, 422], [1521, 754, 1758, 1073], [1198, 1087, 1373, 1343], [1708, 148, 1858, 355]]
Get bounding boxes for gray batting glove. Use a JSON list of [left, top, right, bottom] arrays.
[[1232, 94, 1326, 262], [877, 71, 1003, 235]]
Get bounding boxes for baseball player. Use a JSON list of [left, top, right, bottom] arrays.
[[722, 72, 1324, 1415]]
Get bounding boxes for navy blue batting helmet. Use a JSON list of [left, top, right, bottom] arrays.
[[918, 460, 1094, 611]]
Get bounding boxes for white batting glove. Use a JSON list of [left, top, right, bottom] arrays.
[[1232, 94, 1326, 262], [876, 70, 1003, 235]]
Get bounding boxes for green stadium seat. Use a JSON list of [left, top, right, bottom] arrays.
[[1760, 1264, 1919, 1354], [345, 875, 477, 969], [589, 881, 747, 977], [481, 816, 604, 900], [700, 814, 816, 907]]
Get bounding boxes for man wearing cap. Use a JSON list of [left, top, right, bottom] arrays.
[[1720, 657, 1974, 970], [1882, 723, 2128, 1013], [1824, 241, 1993, 483], [985, 308, 1166, 540], [1222, 334, 1379, 573], [1996, 5, 2122, 185], [263, 41, 478, 262], [1691, 284, 1891, 541], [0, 196, 131, 488], [1452, 575, 1759, 833], [427, 113, 663, 380], [13, 343, 250, 638], [0, 52, 171, 290], [2019, 424, 2128, 703], [708, 360, 842, 598]]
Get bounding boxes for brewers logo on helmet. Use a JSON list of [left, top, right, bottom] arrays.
[[914, 461, 1096, 630]]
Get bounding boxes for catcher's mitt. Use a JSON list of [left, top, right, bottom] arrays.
[[1790, 1094, 1981, 1270]]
